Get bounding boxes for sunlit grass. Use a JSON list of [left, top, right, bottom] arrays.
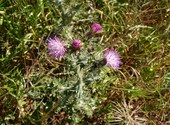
[[0, 0, 169, 124]]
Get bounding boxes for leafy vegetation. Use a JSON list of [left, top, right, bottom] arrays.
[[0, 0, 169, 124]]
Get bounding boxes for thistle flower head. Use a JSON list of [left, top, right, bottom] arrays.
[[72, 39, 82, 49], [47, 36, 66, 60], [104, 49, 121, 70], [91, 23, 102, 33]]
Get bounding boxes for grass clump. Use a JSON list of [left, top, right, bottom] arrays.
[[0, 0, 170, 124]]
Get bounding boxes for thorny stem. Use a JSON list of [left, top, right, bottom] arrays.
[[77, 66, 84, 99]]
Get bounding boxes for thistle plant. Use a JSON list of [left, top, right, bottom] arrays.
[[46, 21, 122, 123]]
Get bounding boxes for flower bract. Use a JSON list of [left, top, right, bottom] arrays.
[[91, 23, 102, 33], [72, 39, 82, 49]]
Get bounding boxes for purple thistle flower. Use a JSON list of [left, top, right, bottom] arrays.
[[91, 23, 102, 33], [47, 36, 66, 60], [104, 49, 121, 70], [72, 39, 82, 49]]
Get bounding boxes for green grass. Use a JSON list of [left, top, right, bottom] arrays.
[[0, 0, 170, 124]]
